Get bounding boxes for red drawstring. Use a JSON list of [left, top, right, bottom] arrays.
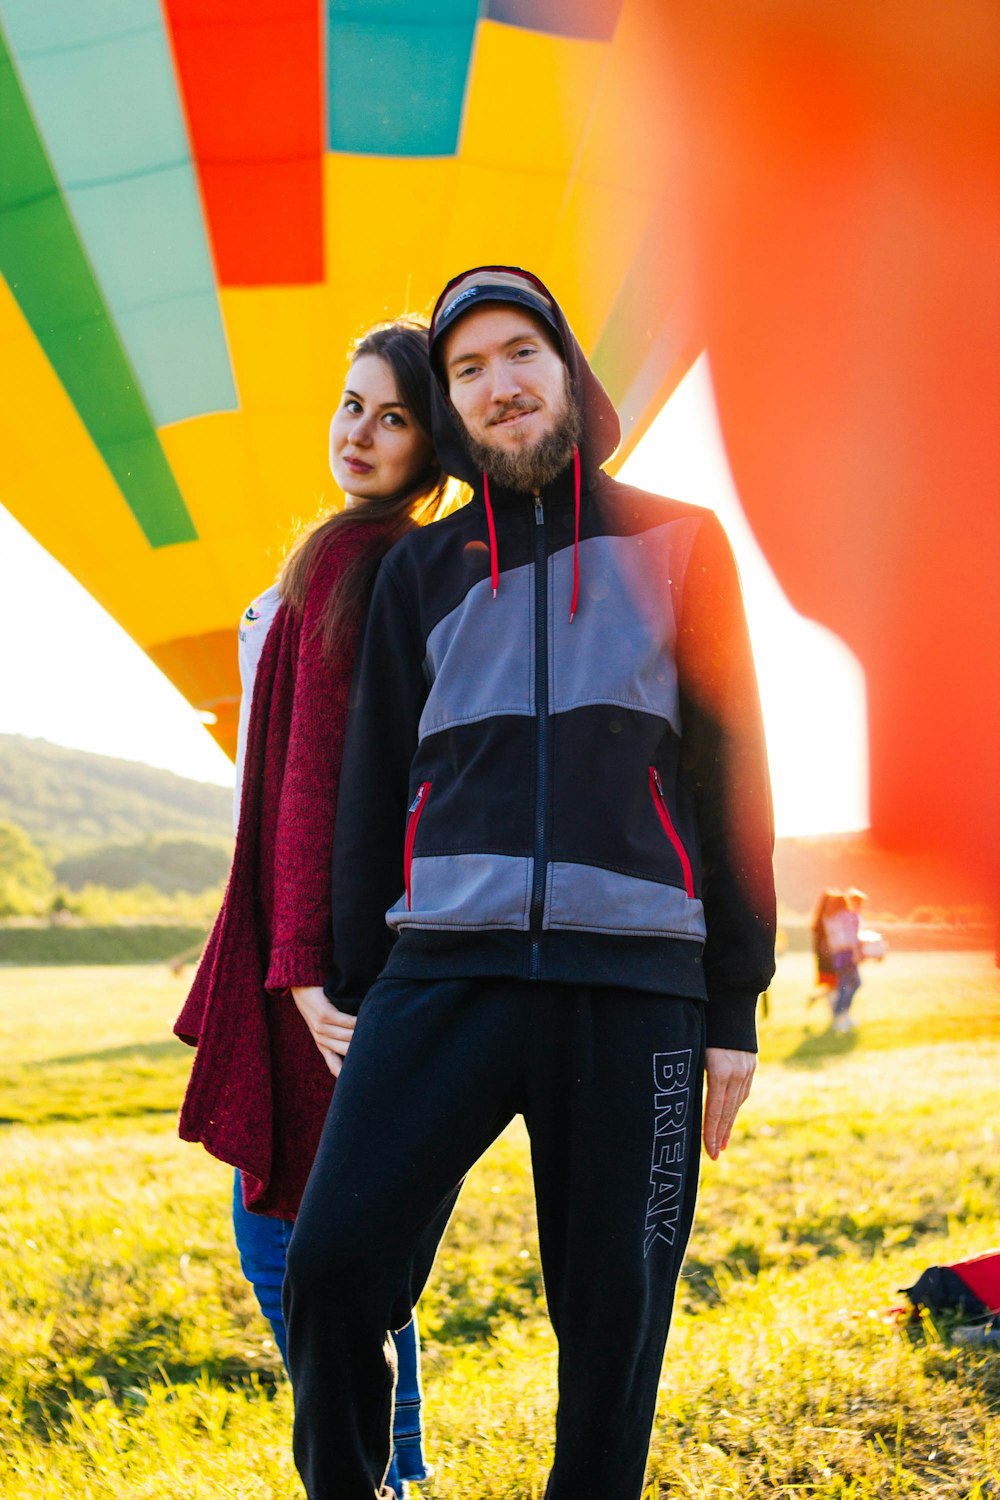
[[482, 469, 499, 598], [569, 445, 581, 623]]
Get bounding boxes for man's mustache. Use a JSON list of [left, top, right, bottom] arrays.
[[488, 399, 541, 426]]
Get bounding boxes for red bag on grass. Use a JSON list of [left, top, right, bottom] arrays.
[[901, 1250, 1000, 1318]]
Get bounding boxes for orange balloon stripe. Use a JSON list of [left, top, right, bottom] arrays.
[[163, 0, 324, 285], [149, 628, 242, 760]]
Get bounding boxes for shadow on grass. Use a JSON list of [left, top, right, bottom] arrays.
[[680, 1213, 948, 1311], [432, 1266, 547, 1344], [11, 1316, 284, 1438], [923, 1339, 1000, 1400], [0, 1041, 188, 1124], [781, 1025, 860, 1068], [0, 1044, 188, 1128], [21, 1039, 188, 1069], [0, 1103, 180, 1127]]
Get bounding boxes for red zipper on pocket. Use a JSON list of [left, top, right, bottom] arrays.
[[403, 782, 432, 911], [648, 767, 695, 899]]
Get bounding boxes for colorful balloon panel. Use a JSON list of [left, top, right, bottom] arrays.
[[0, 0, 685, 762], [485, 1, 624, 40], [662, 0, 1000, 886], [325, 1, 481, 157], [0, 25, 198, 548], [2, 0, 237, 428], [163, 1, 325, 285]]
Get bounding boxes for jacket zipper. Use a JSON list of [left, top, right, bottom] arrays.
[[649, 767, 695, 899], [529, 495, 548, 976], [404, 781, 432, 911]]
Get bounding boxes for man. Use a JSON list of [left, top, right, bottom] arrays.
[[284, 267, 776, 1500]]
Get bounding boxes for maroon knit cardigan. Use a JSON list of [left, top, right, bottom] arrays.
[[174, 526, 377, 1218]]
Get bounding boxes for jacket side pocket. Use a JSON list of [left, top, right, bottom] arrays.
[[403, 782, 432, 911], [648, 766, 695, 899]]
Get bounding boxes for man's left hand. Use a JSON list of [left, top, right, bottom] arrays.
[[703, 1047, 757, 1159]]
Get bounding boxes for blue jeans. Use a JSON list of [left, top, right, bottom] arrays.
[[833, 961, 861, 1017], [232, 1173, 428, 1487]]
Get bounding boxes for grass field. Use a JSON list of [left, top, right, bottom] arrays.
[[0, 952, 997, 1499]]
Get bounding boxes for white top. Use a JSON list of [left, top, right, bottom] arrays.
[[232, 582, 282, 830], [823, 908, 859, 956]]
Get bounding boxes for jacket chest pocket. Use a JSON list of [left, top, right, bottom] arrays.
[[648, 767, 695, 899]]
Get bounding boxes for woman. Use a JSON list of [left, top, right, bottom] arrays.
[[175, 319, 453, 1497], [807, 888, 838, 1009]]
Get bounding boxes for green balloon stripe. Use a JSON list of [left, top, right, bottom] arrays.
[[0, 26, 196, 547]]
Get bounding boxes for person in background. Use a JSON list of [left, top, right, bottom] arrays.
[[174, 319, 454, 1498], [822, 890, 862, 1032], [807, 888, 839, 1009]]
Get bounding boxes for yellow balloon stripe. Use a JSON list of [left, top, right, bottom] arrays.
[[461, 22, 607, 179], [321, 155, 457, 327], [564, 2, 675, 199], [443, 21, 627, 347], [164, 283, 344, 578], [0, 276, 229, 683]]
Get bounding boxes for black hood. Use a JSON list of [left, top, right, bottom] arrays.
[[428, 265, 621, 490]]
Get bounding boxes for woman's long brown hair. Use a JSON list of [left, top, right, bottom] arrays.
[[278, 319, 451, 657]]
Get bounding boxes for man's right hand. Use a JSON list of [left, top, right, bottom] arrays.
[[290, 986, 357, 1077], [702, 1045, 756, 1159]]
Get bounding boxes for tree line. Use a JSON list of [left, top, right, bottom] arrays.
[[0, 819, 229, 921]]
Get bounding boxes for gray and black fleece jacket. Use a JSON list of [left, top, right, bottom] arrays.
[[328, 282, 775, 1052]]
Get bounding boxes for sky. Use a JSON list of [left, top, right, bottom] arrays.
[[0, 355, 867, 838]]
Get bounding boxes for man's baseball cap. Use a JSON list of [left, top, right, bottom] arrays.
[[430, 266, 563, 361]]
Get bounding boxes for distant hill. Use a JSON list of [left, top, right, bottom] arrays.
[[0, 736, 233, 854], [54, 837, 231, 894]]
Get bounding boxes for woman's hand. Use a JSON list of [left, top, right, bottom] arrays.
[[290, 986, 357, 1077]]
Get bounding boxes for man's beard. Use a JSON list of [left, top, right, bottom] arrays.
[[460, 391, 583, 493]]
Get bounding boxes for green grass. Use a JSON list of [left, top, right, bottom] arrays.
[[0, 953, 997, 1498], [0, 967, 196, 1124]]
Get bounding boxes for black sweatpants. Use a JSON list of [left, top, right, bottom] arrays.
[[284, 976, 705, 1500]]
